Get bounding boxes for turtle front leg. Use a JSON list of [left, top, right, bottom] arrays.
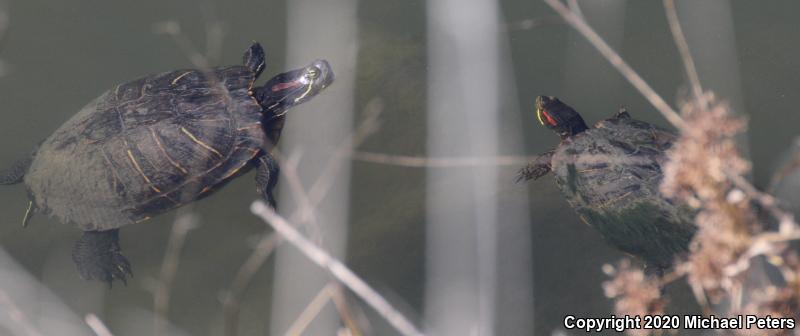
[[255, 153, 280, 209], [72, 229, 132, 287], [515, 150, 555, 183]]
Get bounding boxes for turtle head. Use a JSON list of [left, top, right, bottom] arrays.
[[535, 96, 589, 139], [253, 59, 335, 118]]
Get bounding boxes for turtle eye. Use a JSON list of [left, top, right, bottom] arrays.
[[306, 67, 320, 79]]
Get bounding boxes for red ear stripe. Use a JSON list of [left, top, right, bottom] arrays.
[[271, 80, 303, 92], [542, 110, 558, 126]]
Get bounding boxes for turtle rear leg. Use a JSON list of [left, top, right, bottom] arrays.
[[515, 150, 555, 183], [72, 229, 132, 287], [0, 157, 32, 185], [254, 153, 280, 209]]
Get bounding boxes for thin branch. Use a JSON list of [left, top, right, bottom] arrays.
[[153, 21, 211, 70], [0, 2, 9, 76], [0, 290, 43, 336], [284, 283, 336, 336], [304, 98, 383, 212], [543, 0, 686, 130], [275, 149, 323, 243], [503, 16, 563, 32], [200, 4, 225, 65], [154, 213, 199, 336], [250, 201, 424, 336], [728, 173, 796, 227], [351, 151, 540, 168], [566, 0, 584, 20], [85, 314, 114, 336], [663, 0, 706, 108], [222, 233, 281, 336], [768, 148, 800, 193], [330, 283, 365, 336]]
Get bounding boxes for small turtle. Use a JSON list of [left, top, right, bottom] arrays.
[[517, 96, 696, 273], [0, 42, 334, 285]]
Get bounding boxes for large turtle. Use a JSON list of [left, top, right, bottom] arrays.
[[517, 96, 696, 273], [0, 42, 334, 284]]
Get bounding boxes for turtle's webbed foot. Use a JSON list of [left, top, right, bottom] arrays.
[[72, 229, 132, 287], [515, 150, 555, 183]]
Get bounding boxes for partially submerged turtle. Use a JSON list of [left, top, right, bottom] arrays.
[[517, 96, 696, 273], [0, 42, 334, 285]]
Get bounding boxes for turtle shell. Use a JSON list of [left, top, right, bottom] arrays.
[[551, 116, 696, 269], [24, 66, 265, 231]]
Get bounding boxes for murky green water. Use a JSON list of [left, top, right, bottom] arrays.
[[0, 1, 797, 335]]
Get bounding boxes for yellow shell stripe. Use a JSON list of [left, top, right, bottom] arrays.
[[149, 127, 189, 175], [171, 71, 193, 85], [180, 127, 223, 157], [127, 149, 162, 193]]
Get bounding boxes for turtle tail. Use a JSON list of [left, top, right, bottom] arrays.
[[0, 156, 33, 185]]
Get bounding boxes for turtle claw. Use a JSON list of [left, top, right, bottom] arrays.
[[108, 253, 133, 287], [72, 229, 133, 287]]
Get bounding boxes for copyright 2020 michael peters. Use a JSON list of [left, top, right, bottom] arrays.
[[563, 314, 796, 332]]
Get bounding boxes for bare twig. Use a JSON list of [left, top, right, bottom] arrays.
[[351, 151, 540, 168], [543, 0, 686, 129], [0, 290, 43, 336], [566, 0, 584, 20], [769, 147, 800, 193], [284, 283, 337, 336], [153, 21, 211, 70], [222, 232, 281, 336], [200, 4, 225, 65], [154, 213, 199, 336], [304, 98, 383, 213], [728, 173, 796, 227], [0, 1, 10, 76], [275, 149, 323, 242], [85, 314, 114, 336], [330, 283, 365, 336], [250, 201, 424, 336], [663, 0, 705, 106], [503, 16, 563, 32]]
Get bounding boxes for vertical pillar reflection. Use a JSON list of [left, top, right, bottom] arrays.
[[270, 0, 358, 334], [425, 1, 533, 335]]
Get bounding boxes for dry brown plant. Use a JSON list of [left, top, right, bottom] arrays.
[[602, 261, 666, 336]]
